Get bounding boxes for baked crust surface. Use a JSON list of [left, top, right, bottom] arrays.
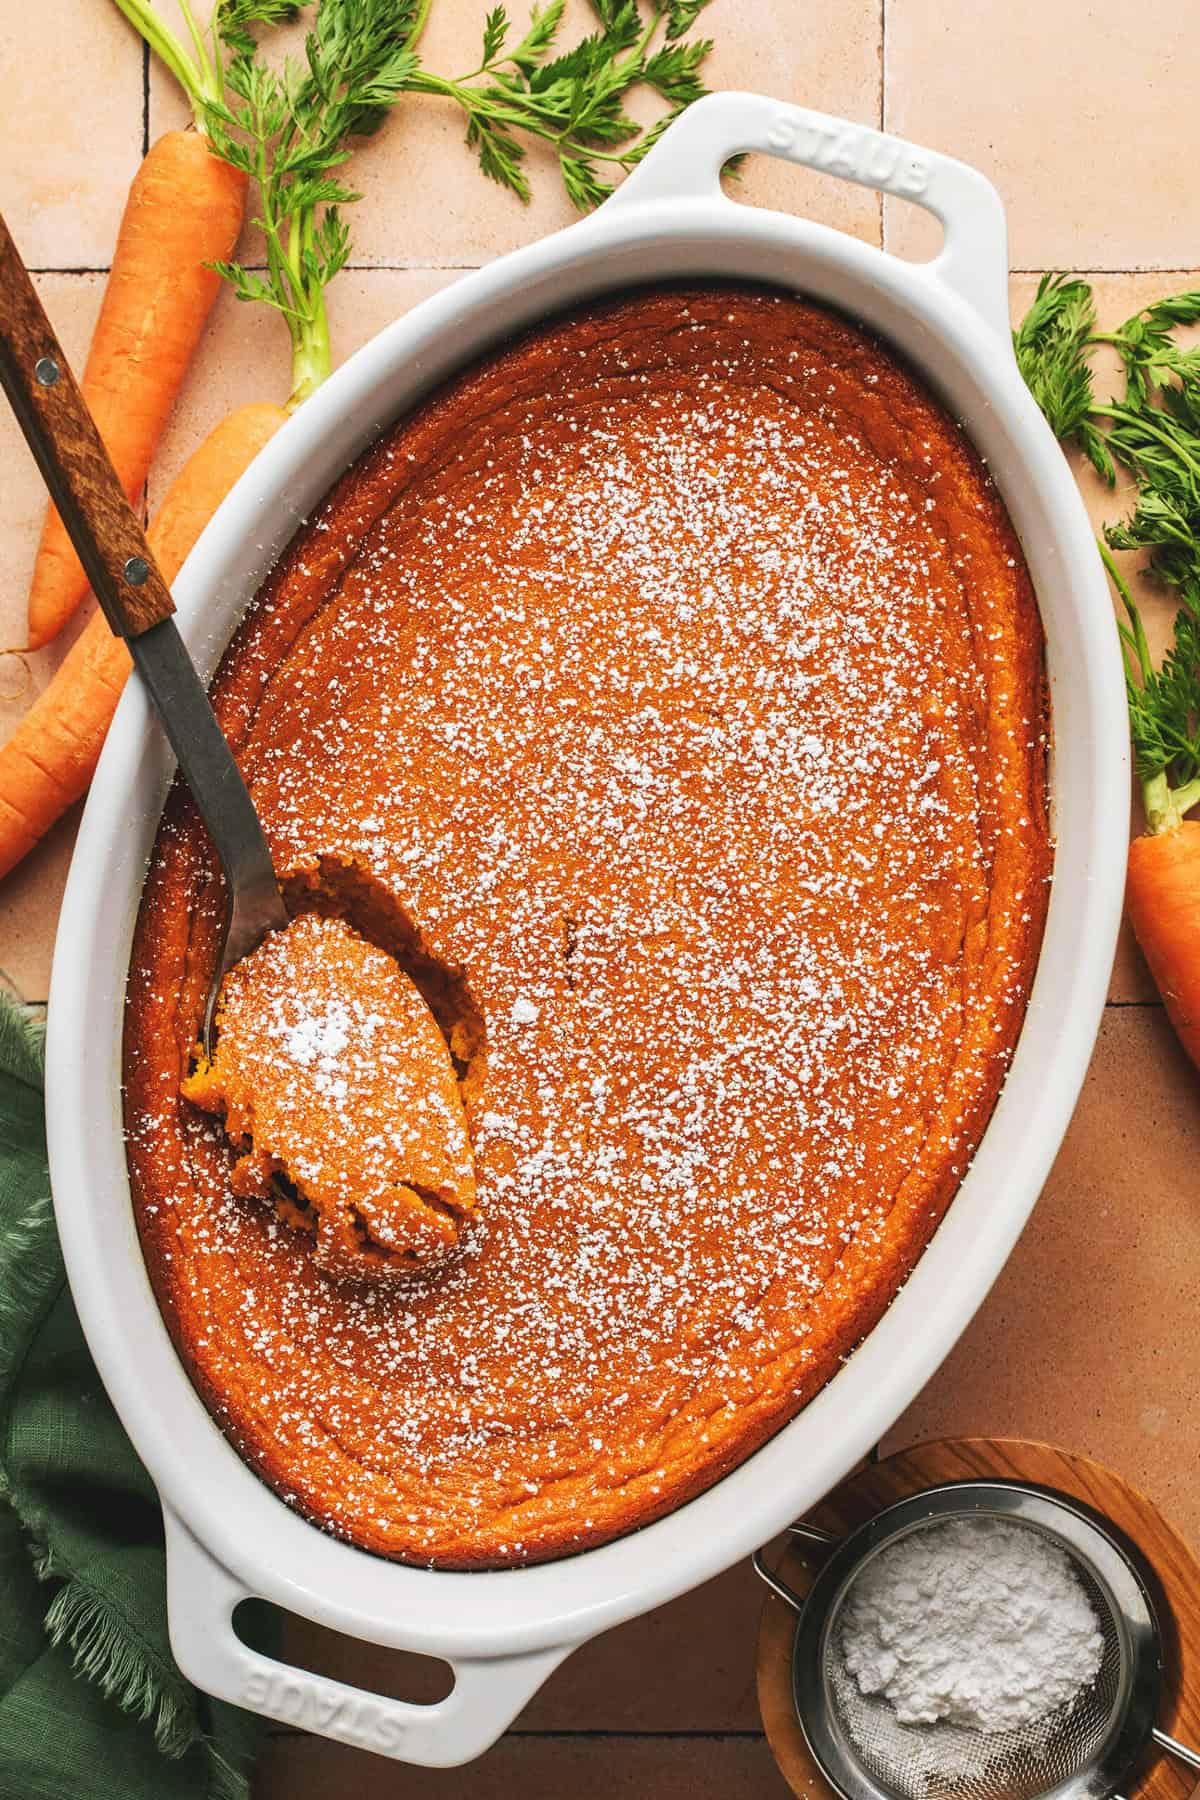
[[123, 285, 1050, 1568]]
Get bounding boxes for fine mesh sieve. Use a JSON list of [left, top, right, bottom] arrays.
[[755, 1481, 1200, 1800]]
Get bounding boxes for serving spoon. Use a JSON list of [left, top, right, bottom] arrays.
[[0, 211, 288, 1050], [1, 214, 480, 1277]]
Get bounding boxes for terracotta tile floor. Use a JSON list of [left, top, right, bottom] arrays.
[[2, 5, 1198, 1797]]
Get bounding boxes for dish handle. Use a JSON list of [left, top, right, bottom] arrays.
[[610, 91, 1011, 342], [162, 1509, 570, 1768]]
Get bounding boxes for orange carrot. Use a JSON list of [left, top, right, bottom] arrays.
[[0, 401, 286, 880], [146, 401, 287, 582], [25, 131, 247, 650], [1089, 546, 1200, 1075], [1126, 822, 1200, 1073]]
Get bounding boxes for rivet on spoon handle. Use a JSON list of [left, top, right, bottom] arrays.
[[0, 210, 175, 641]]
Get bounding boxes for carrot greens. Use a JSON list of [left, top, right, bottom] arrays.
[[1016, 273, 1200, 834], [1013, 275, 1113, 480], [200, 0, 716, 406], [205, 0, 428, 406], [404, 1, 716, 210]]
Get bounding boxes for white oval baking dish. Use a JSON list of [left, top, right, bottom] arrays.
[[46, 93, 1128, 1768]]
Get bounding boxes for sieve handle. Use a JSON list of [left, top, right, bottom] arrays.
[[752, 1524, 840, 1614], [752, 1549, 805, 1615], [788, 1522, 839, 1549], [1153, 1728, 1200, 1772]]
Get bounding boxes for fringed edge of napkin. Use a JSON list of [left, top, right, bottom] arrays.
[[0, 997, 252, 1800]]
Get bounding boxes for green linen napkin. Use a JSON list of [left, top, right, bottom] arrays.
[[0, 993, 261, 1800]]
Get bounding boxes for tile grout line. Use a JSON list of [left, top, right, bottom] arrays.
[[1010, 268, 1200, 277], [878, 0, 887, 252]]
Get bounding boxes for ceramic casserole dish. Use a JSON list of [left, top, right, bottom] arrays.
[[45, 93, 1128, 1767]]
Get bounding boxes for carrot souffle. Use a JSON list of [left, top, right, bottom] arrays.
[[123, 285, 1050, 1568]]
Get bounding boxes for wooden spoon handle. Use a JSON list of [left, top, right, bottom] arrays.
[[0, 210, 174, 638]]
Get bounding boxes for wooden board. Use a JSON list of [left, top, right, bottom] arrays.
[[757, 1437, 1200, 1800]]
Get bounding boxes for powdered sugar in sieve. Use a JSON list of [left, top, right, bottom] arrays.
[[755, 1480, 1200, 1800], [825, 1515, 1121, 1800]]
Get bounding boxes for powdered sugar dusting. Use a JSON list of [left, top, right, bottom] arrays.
[[279, 1002, 352, 1089], [123, 286, 1050, 1567], [280, 1003, 351, 1065]]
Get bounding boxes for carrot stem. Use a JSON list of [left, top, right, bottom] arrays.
[[405, 0, 435, 52], [1143, 771, 1182, 835], [275, 190, 331, 409], [288, 294, 332, 410], [1170, 775, 1200, 819], [108, 0, 220, 125], [175, 0, 221, 106]]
